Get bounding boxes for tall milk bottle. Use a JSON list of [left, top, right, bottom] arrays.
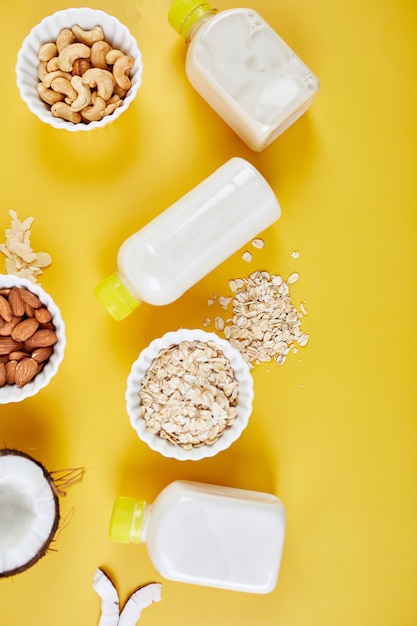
[[168, 0, 320, 151], [94, 157, 280, 320], [109, 480, 286, 593]]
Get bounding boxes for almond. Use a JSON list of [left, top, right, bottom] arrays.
[[11, 318, 39, 342], [0, 294, 13, 322], [15, 357, 38, 388], [18, 288, 42, 309], [0, 317, 21, 336], [0, 362, 6, 386], [31, 346, 53, 363], [24, 329, 57, 349], [9, 351, 30, 361], [34, 307, 52, 324], [0, 337, 23, 355], [5, 360, 17, 384], [8, 287, 25, 317]]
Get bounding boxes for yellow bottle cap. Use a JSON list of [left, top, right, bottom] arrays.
[[109, 497, 146, 544], [94, 273, 140, 321], [168, 0, 212, 38]]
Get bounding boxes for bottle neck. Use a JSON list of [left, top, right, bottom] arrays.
[[184, 8, 218, 43], [129, 500, 148, 544]]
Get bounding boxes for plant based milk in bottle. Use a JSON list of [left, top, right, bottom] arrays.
[[168, 0, 320, 151], [109, 480, 286, 593], [94, 157, 280, 320]]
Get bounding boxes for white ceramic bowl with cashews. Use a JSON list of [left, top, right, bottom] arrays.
[[0, 274, 66, 403], [16, 8, 143, 131], [126, 329, 254, 461]]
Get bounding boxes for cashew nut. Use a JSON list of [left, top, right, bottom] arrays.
[[90, 41, 112, 69], [37, 61, 48, 82], [105, 49, 124, 65], [42, 70, 73, 88], [56, 28, 75, 53], [37, 82, 65, 106], [80, 96, 106, 122], [113, 55, 134, 90], [71, 25, 104, 46], [51, 77, 78, 104], [51, 102, 82, 124], [46, 56, 60, 72], [58, 43, 91, 72], [38, 42, 57, 62], [102, 98, 123, 117], [82, 68, 114, 101], [72, 58, 91, 77], [70, 75, 92, 112]]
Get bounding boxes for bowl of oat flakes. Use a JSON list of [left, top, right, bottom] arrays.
[[126, 329, 254, 460], [16, 8, 143, 131], [0, 274, 66, 403]]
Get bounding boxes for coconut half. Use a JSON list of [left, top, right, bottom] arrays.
[[0, 448, 59, 577]]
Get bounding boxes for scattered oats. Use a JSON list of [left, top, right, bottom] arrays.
[[218, 295, 232, 310], [0, 210, 52, 283], [287, 272, 299, 285], [300, 302, 308, 316], [207, 299, 215, 307], [202, 318, 211, 327], [139, 340, 239, 449], [251, 238, 265, 249], [296, 333, 309, 347], [291, 250, 300, 259], [214, 316, 225, 331], [210, 270, 309, 368], [242, 251, 253, 263]]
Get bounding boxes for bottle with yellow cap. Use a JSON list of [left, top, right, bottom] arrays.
[[168, 0, 320, 151], [94, 157, 280, 320], [109, 480, 286, 593]]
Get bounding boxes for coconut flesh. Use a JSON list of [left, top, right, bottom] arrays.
[[0, 449, 59, 577]]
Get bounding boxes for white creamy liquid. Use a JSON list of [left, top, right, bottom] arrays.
[[142, 481, 286, 593], [117, 158, 280, 306], [186, 9, 319, 150]]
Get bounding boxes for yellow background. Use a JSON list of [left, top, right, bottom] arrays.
[[1, 0, 416, 624]]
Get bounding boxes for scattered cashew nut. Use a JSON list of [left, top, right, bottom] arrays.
[[82, 68, 114, 101], [51, 102, 82, 124], [113, 55, 134, 90], [71, 24, 104, 46], [58, 43, 91, 72], [70, 75, 92, 112]]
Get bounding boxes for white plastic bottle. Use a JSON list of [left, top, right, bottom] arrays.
[[168, 1, 320, 151], [109, 480, 286, 594], [94, 157, 280, 320]]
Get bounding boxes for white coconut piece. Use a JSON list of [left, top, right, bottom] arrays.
[[0, 449, 59, 577], [93, 568, 120, 626], [118, 583, 162, 626]]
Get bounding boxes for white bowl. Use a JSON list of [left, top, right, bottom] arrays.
[[16, 8, 143, 131], [126, 329, 254, 461], [0, 275, 66, 403]]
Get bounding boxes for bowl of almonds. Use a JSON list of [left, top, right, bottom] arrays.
[[126, 329, 254, 461], [0, 274, 65, 403], [16, 8, 143, 131]]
